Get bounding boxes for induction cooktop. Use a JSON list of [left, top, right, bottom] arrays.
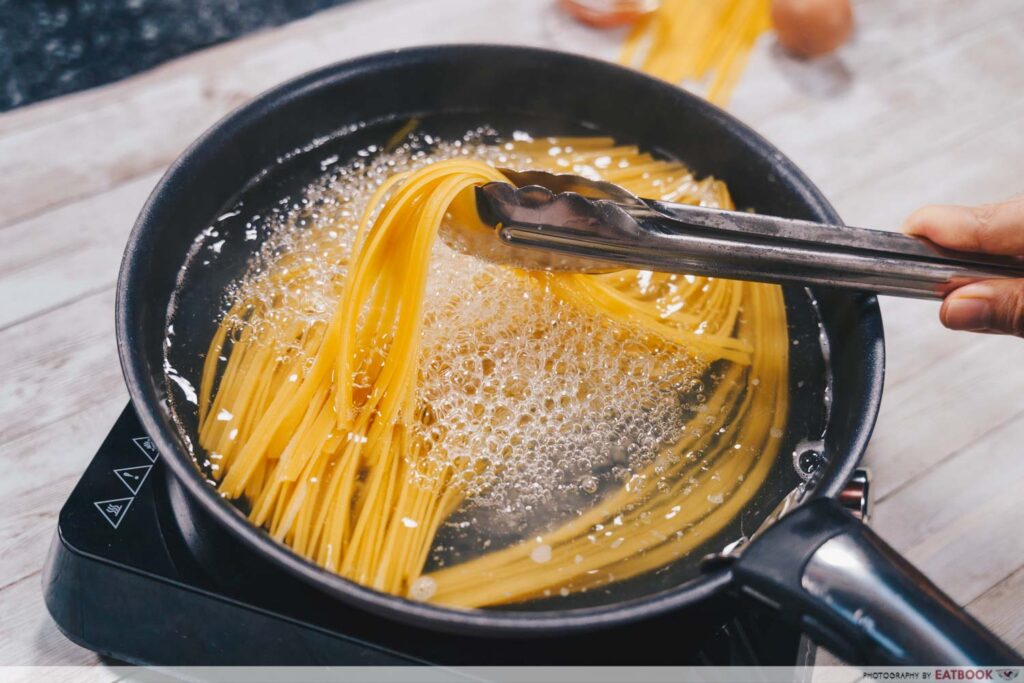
[[43, 404, 823, 669]]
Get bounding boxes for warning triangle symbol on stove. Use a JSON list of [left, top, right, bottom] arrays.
[[94, 497, 134, 529], [132, 436, 159, 462], [114, 465, 152, 495]]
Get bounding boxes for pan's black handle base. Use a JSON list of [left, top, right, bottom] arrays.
[[731, 497, 1023, 666]]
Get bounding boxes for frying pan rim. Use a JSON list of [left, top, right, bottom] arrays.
[[116, 44, 885, 636]]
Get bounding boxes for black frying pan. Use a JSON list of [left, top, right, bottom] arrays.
[[117, 45, 1021, 665]]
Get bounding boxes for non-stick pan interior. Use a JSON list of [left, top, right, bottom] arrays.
[[120, 45, 883, 630]]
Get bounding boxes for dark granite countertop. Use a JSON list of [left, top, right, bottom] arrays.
[[0, 0, 354, 112]]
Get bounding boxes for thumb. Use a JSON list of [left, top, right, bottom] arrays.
[[940, 280, 1024, 337], [902, 196, 1024, 255]]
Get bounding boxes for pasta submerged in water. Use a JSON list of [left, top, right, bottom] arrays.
[[193, 132, 789, 607]]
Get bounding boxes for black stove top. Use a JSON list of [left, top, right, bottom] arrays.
[[43, 405, 817, 668]]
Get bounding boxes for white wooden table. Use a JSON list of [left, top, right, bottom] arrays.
[[1, 0, 1022, 671]]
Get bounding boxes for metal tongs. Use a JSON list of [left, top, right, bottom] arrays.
[[440, 169, 1024, 299]]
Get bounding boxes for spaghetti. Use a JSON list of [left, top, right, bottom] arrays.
[[194, 134, 789, 607], [619, 0, 772, 106]]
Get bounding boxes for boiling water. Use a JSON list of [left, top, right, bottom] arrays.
[[164, 117, 831, 608]]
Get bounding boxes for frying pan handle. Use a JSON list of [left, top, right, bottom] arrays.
[[730, 497, 1023, 665]]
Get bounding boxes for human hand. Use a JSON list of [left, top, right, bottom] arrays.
[[902, 196, 1024, 337]]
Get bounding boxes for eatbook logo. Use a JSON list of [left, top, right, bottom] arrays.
[[932, 670, 1021, 681]]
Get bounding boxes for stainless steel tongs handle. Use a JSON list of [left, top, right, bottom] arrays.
[[483, 181, 1024, 299]]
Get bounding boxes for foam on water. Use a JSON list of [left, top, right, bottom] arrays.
[[416, 254, 701, 525], [216, 128, 706, 536]]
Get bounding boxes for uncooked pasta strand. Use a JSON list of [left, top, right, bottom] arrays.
[[620, 0, 771, 106]]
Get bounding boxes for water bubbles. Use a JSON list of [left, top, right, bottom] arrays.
[[414, 230, 702, 522], [200, 128, 755, 577], [530, 544, 553, 563], [409, 576, 437, 601]]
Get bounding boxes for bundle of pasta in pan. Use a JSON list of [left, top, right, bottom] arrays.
[[197, 135, 789, 606]]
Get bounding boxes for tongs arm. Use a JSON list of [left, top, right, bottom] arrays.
[[482, 181, 1024, 299]]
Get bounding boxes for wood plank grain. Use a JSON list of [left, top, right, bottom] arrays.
[[0, 397, 131, 668], [832, 109, 1024, 230], [871, 412, 1024, 604], [739, 11, 1024, 229], [969, 565, 1024, 652], [850, 109, 1024, 501], [0, 73, 217, 229], [734, 0, 1024, 146], [901, 485, 1024, 608], [0, 289, 124, 447], [864, 331, 1024, 501], [0, 173, 160, 331], [0, 395, 126, 508], [0, 575, 99, 667], [0, 398, 124, 594]]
